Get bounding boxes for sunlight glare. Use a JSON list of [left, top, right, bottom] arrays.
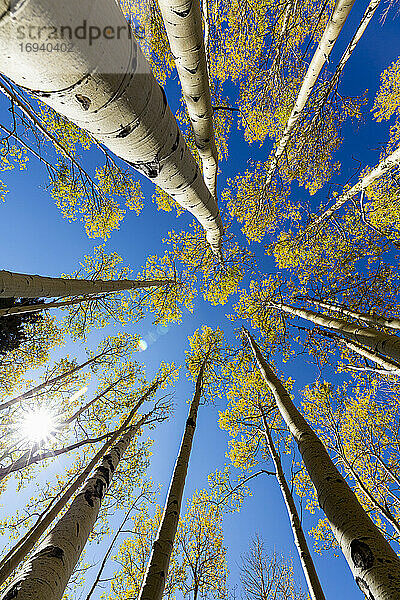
[[19, 407, 56, 445]]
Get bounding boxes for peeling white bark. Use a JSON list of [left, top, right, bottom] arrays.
[[158, 0, 218, 199], [0, 394, 151, 596], [138, 362, 205, 600], [264, 0, 356, 187], [246, 329, 400, 600], [275, 301, 400, 364], [0, 270, 171, 299], [0, 0, 223, 255]]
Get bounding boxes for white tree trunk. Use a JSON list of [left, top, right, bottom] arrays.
[[0, 270, 171, 300], [0, 0, 223, 255], [275, 301, 400, 363], [307, 0, 381, 131], [158, 0, 218, 199], [245, 329, 400, 599], [138, 362, 205, 600], [0, 395, 151, 595], [304, 146, 400, 234], [264, 0, 356, 187], [0, 296, 106, 317], [260, 407, 326, 600], [306, 297, 400, 331]]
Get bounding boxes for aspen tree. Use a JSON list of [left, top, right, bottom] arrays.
[[0, 0, 223, 255], [138, 360, 206, 600], [263, 0, 356, 188], [0, 393, 160, 596], [304, 296, 400, 331], [245, 329, 400, 600], [274, 300, 400, 363], [259, 406, 326, 600], [303, 146, 400, 235], [139, 326, 223, 600], [157, 0, 218, 198], [0, 270, 173, 300]]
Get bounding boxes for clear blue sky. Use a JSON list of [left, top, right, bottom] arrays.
[[0, 4, 399, 599]]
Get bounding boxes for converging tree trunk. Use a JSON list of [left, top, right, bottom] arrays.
[[303, 145, 400, 234], [0, 0, 223, 255], [306, 0, 381, 131], [264, 0, 356, 187], [0, 295, 107, 317], [245, 329, 400, 600], [259, 406, 326, 600], [274, 301, 400, 363], [158, 0, 218, 199], [138, 360, 206, 600], [0, 270, 173, 300], [304, 297, 400, 331], [0, 395, 153, 597]]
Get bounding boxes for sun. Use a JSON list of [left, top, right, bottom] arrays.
[[19, 406, 57, 446]]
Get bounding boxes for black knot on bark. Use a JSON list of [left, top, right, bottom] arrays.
[[104, 454, 115, 472], [186, 417, 196, 427], [351, 539, 374, 570], [2, 581, 21, 600], [36, 545, 64, 561], [75, 94, 91, 110], [97, 465, 110, 486]]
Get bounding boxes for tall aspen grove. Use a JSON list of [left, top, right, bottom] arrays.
[[0, 0, 400, 598]]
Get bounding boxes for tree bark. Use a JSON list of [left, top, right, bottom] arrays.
[[303, 146, 400, 234], [259, 407, 326, 600], [158, 0, 218, 200], [304, 297, 400, 331], [138, 361, 205, 600], [245, 329, 400, 600], [0, 0, 223, 255], [275, 301, 400, 363], [0, 394, 151, 594], [264, 0, 356, 187], [0, 270, 172, 300], [0, 295, 106, 317]]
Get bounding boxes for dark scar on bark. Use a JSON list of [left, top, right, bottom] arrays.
[[351, 539, 374, 570], [97, 465, 110, 486], [2, 581, 22, 600], [117, 124, 133, 138], [104, 454, 115, 472], [75, 94, 91, 110], [186, 417, 196, 427], [36, 545, 64, 561]]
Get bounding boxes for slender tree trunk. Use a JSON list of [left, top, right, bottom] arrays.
[[304, 297, 400, 331], [303, 146, 400, 234], [84, 501, 137, 600], [306, 0, 381, 130], [0, 270, 172, 300], [158, 0, 218, 199], [275, 301, 400, 363], [0, 351, 104, 412], [309, 326, 400, 374], [245, 329, 400, 599], [138, 361, 205, 600], [0, 295, 107, 317], [0, 0, 223, 255], [264, 0, 356, 187], [259, 406, 326, 600], [0, 396, 151, 595]]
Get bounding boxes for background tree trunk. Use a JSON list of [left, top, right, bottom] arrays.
[[245, 329, 400, 600]]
